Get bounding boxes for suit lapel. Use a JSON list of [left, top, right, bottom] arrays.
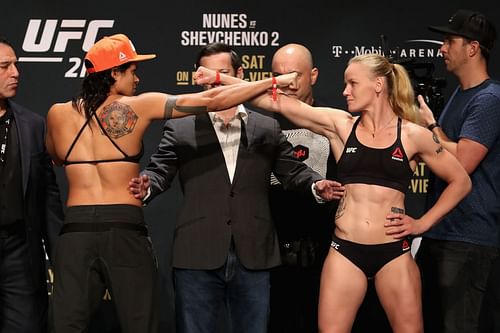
[[196, 114, 232, 185], [11, 104, 30, 195], [231, 111, 255, 188]]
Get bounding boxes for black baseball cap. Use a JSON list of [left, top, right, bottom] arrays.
[[428, 10, 497, 51]]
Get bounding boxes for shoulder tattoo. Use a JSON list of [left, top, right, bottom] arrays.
[[99, 102, 138, 139]]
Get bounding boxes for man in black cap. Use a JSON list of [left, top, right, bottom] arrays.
[[417, 9, 500, 333]]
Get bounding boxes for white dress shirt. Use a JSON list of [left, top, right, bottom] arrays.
[[209, 104, 248, 184]]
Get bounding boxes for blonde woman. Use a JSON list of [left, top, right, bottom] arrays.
[[194, 54, 471, 333]]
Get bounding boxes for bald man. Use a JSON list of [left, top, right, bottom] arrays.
[[272, 44, 317, 104], [268, 44, 340, 333]]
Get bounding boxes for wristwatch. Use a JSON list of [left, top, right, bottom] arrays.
[[427, 122, 440, 131]]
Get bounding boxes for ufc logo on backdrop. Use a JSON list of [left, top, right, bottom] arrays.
[[22, 19, 114, 52], [19, 19, 114, 78]]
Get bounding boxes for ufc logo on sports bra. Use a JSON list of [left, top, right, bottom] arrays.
[[346, 147, 357, 154]]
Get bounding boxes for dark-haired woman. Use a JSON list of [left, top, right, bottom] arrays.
[[46, 33, 296, 333]]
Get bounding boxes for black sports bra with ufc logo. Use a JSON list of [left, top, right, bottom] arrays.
[[337, 117, 413, 193]]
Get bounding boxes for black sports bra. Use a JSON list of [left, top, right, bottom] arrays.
[[337, 117, 413, 193], [62, 111, 143, 166]]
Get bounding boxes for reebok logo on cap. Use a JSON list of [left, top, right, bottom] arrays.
[[118, 51, 128, 62]]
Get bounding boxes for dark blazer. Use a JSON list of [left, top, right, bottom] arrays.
[[145, 109, 323, 270], [10, 100, 64, 287]]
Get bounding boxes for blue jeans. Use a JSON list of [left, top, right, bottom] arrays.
[[416, 238, 499, 333], [174, 245, 270, 333]]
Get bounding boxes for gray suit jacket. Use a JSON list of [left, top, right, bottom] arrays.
[[144, 109, 323, 270]]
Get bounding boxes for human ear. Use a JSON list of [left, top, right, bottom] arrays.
[[310, 67, 319, 86], [375, 76, 384, 93]]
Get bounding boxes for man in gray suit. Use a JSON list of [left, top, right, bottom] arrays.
[[0, 36, 64, 332], [129, 43, 341, 333]]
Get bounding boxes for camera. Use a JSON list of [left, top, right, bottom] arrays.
[[380, 35, 447, 119], [398, 59, 446, 120]]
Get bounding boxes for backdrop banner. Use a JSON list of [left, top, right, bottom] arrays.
[[2, 1, 497, 332]]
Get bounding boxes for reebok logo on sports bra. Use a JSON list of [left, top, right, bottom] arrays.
[[391, 147, 404, 162]]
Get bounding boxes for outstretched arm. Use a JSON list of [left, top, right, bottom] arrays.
[[175, 71, 295, 115], [135, 71, 297, 122], [194, 66, 350, 140]]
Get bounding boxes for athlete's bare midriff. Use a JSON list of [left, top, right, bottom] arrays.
[[334, 183, 406, 244]]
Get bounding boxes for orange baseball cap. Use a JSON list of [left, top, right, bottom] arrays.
[[84, 34, 156, 74]]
